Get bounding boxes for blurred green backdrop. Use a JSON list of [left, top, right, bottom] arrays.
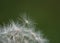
[[0, 0, 60, 43]]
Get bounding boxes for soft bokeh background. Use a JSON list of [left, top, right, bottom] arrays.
[[0, 0, 60, 43]]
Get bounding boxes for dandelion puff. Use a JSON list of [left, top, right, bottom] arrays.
[[0, 16, 49, 43]]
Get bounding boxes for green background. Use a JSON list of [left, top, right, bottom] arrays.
[[0, 0, 60, 43]]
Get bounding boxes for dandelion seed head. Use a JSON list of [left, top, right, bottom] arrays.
[[0, 16, 48, 43]]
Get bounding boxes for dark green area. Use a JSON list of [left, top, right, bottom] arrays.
[[0, 0, 60, 43]]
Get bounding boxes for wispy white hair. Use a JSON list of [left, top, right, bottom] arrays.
[[0, 16, 48, 43]]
